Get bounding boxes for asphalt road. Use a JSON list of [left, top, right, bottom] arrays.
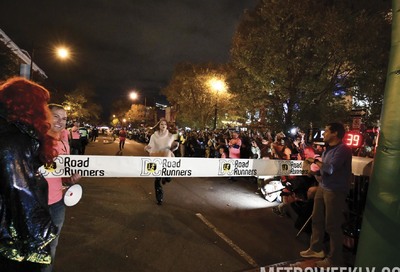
[[54, 135, 313, 272]]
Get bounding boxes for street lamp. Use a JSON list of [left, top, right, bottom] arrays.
[[209, 78, 226, 130], [129, 90, 148, 124], [129, 91, 138, 101], [20, 48, 36, 80], [129, 91, 147, 106], [20, 45, 71, 80], [54, 46, 70, 60]]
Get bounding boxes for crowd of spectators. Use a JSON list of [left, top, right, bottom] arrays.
[[172, 128, 308, 161], [86, 123, 377, 162]]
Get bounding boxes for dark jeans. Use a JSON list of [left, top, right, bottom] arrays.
[[155, 178, 163, 203], [119, 139, 126, 150], [41, 200, 66, 272], [310, 187, 347, 266], [154, 178, 171, 204]]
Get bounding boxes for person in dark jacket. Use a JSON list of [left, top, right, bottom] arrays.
[[0, 77, 58, 272], [300, 122, 352, 267]]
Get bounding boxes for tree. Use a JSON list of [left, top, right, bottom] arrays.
[[162, 62, 240, 129], [110, 99, 132, 125], [125, 104, 146, 125], [343, 1, 392, 125], [61, 85, 102, 124], [230, 0, 390, 131], [63, 93, 90, 122]]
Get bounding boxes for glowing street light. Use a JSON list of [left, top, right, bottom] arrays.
[[208, 78, 227, 130], [129, 91, 138, 101], [55, 46, 70, 60], [19, 45, 72, 80], [209, 78, 226, 93], [129, 90, 147, 107], [128, 90, 148, 125]]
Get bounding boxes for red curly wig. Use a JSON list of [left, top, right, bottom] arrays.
[[0, 77, 57, 163]]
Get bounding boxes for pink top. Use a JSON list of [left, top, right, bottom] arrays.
[[311, 156, 322, 172], [69, 126, 80, 139], [228, 138, 242, 158], [47, 129, 70, 205]]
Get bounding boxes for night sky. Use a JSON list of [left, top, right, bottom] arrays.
[[0, 0, 257, 118]]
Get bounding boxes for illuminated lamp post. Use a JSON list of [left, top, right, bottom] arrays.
[[209, 78, 226, 130], [129, 91, 147, 107], [20, 45, 71, 80], [55, 46, 70, 60], [129, 90, 147, 124], [19, 48, 37, 80], [129, 91, 138, 101]]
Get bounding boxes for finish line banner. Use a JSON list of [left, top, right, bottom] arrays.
[[39, 155, 309, 178]]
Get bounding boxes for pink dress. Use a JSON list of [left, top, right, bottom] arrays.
[[228, 138, 242, 158], [47, 129, 70, 205]]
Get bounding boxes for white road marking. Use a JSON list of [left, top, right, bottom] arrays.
[[196, 213, 258, 268]]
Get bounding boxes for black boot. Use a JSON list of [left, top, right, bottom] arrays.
[[155, 178, 163, 205]]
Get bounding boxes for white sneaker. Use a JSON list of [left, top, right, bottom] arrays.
[[300, 248, 325, 258]]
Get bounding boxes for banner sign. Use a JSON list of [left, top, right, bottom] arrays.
[[39, 155, 309, 178]]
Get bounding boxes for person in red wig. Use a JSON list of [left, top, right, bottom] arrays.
[[0, 77, 58, 272]]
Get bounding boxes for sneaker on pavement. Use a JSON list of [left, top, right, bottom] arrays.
[[315, 258, 332, 267], [300, 248, 325, 258]]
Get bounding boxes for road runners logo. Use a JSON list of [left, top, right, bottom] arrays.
[[141, 158, 192, 177], [279, 161, 291, 175], [146, 162, 158, 173], [141, 158, 163, 176], [278, 160, 308, 175], [44, 162, 57, 173], [40, 156, 64, 176], [39, 156, 105, 177], [218, 160, 234, 175], [218, 159, 257, 176], [41, 156, 64, 176]]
